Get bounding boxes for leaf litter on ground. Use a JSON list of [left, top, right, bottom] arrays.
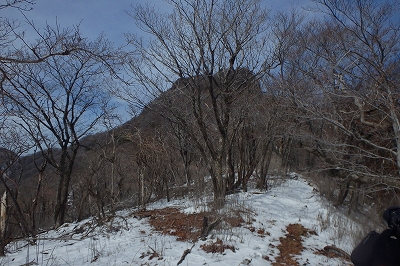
[[3, 173, 354, 265]]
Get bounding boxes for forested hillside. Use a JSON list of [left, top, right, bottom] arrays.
[[0, 0, 399, 258]]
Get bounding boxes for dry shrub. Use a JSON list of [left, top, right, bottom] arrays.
[[246, 226, 255, 232], [223, 209, 246, 227], [200, 238, 235, 254], [135, 207, 213, 241], [139, 249, 163, 260], [314, 246, 351, 262], [256, 228, 271, 237], [135, 205, 252, 243]]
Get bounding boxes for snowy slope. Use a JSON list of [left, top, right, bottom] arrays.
[[2, 174, 356, 265]]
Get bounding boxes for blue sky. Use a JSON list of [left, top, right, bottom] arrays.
[[6, 0, 314, 47], [4, 0, 314, 123], [5, 0, 315, 123], [7, 0, 149, 46]]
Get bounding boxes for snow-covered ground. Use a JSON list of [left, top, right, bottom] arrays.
[[2, 174, 357, 265]]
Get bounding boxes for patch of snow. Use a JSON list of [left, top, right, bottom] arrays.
[[2, 175, 356, 265]]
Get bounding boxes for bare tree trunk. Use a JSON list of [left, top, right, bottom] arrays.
[[0, 191, 8, 256], [30, 159, 47, 235], [140, 167, 146, 211], [212, 159, 226, 208], [226, 146, 236, 192], [0, 192, 7, 237], [77, 191, 89, 222], [257, 142, 273, 190], [31, 171, 44, 235], [54, 174, 71, 228], [388, 98, 400, 176], [0, 178, 30, 238]]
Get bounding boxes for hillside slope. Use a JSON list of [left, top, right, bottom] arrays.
[[3, 174, 357, 265]]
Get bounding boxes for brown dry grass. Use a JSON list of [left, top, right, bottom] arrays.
[[200, 238, 235, 254], [135, 207, 350, 264], [271, 223, 317, 266], [134, 205, 250, 241], [135, 207, 214, 241]]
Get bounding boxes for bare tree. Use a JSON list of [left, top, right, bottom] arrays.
[[0, 116, 34, 254], [1, 34, 118, 227], [274, 0, 400, 209], [125, 0, 276, 207], [0, 1, 44, 248], [0, 0, 33, 10]]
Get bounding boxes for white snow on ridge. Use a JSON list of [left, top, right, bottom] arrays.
[[2, 174, 355, 265]]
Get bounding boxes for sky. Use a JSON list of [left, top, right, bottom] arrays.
[[4, 0, 315, 126], [6, 0, 315, 47]]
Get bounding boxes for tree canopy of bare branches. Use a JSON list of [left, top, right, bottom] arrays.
[[0, 1, 123, 228], [271, 0, 400, 210], [125, 0, 277, 207]]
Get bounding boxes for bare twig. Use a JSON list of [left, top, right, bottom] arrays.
[[323, 245, 351, 260], [200, 216, 221, 240], [177, 243, 195, 265]]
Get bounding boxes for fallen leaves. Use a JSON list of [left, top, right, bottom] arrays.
[[272, 223, 317, 266]]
